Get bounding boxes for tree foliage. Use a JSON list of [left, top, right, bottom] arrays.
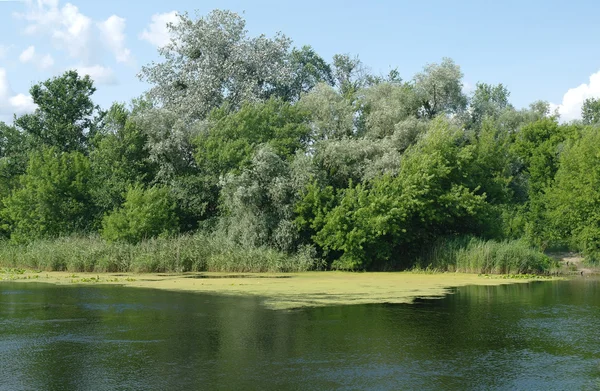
[[2, 148, 93, 242], [102, 185, 178, 243], [15, 71, 99, 152], [139, 10, 294, 120]]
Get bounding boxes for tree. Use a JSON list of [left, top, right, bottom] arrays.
[[219, 146, 300, 252], [359, 82, 420, 138], [469, 83, 512, 128], [0, 122, 31, 196], [275, 45, 334, 101], [413, 58, 467, 119], [139, 10, 293, 120], [14, 71, 99, 152], [511, 118, 581, 244], [102, 185, 178, 243], [582, 97, 600, 125], [545, 127, 600, 257], [132, 106, 215, 230], [2, 147, 93, 242], [297, 83, 356, 140], [332, 54, 368, 99], [195, 98, 311, 176], [89, 103, 156, 216], [311, 119, 489, 270]]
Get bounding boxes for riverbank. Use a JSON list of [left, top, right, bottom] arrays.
[[0, 269, 556, 309]]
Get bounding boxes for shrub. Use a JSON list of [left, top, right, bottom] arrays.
[[102, 185, 178, 244]]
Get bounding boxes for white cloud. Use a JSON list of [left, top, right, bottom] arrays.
[[139, 11, 178, 48], [551, 70, 600, 122], [72, 65, 117, 85], [98, 15, 132, 64], [0, 68, 36, 118], [19, 45, 35, 63], [18, 45, 54, 70], [16, 1, 93, 62]]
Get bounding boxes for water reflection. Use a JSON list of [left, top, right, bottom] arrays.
[[1, 279, 599, 390]]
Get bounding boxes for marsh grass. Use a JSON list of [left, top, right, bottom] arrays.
[[0, 234, 318, 273], [415, 237, 554, 274]]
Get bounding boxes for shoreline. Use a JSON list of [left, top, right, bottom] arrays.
[[0, 269, 559, 310]]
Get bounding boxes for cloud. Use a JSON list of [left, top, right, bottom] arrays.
[[19, 45, 35, 63], [98, 15, 132, 64], [16, 1, 93, 62], [18, 45, 54, 70], [551, 70, 600, 122], [15, 0, 133, 65], [0, 68, 36, 118], [139, 11, 178, 48], [72, 65, 117, 85]]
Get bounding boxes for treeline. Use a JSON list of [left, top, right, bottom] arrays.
[[0, 10, 599, 272]]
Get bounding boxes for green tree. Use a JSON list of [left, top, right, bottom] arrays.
[[102, 185, 178, 243], [275, 45, 334, 101], [582, 97, 600, 125], [511, 118, 581, 244], [195, 98, 311, 175], [2, 147, 93, 242], [14, 71, 99, 152], [89, 103, 156, 216], [469, 83, 512, 128], [544, 127, 600, 257], [132, 106, 215, 229], [312, 119, 489, 270]]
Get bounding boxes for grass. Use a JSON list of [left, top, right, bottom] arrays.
[[0, 234, 318, 273], [415, 237, 555, 275]]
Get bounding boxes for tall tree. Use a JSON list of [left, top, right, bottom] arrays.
[[413, 58, 467, 119], [275, 45, 334, 101], [469, 83, 512, 128], [582, 97, 600, 125], [139, 10, 293, 120], [14, 71, 99, 152]]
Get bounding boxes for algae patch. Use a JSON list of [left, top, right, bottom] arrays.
[[0, 269, 549, 310]]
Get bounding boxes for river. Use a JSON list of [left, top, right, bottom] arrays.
[[1, 278, 599, 390]]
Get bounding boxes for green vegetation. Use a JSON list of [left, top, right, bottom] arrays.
[[0, 235, 316, 273], [0, 9, 597, 273], [415, 237, 555, 274]]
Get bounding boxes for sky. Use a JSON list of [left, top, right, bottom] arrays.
[[1, 0, 600, 123]]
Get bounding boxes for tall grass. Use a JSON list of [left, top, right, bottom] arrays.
[[0, 234, 318, 273], [415, 237, 554, 274]]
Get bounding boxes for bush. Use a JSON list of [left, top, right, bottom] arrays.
[[102, 185, 178, 244]]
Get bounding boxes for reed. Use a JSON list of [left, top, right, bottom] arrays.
[[0, 234, 318, 273], [415, 237, 553, 274]]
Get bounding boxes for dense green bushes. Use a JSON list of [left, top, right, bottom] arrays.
[[101, 185, 178, 243]]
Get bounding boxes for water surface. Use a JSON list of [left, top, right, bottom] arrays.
[[1, 279, 599, 390]]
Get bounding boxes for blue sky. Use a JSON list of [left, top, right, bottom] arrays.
[[1, 0, 599, 123]]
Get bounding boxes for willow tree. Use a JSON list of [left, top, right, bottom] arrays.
[[139, 10, 294, 120]]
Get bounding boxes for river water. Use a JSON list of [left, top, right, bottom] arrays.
[[1, 279, 599, 390]]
